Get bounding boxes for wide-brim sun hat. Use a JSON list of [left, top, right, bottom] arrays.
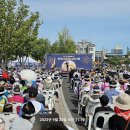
[[45, 76, 52, 84], [22, 101, 40, 117], [12, 87, 21, 95], [109, 80, 117, 88], [114, 93, 130, 110], [84, 86, 90, 92], [94, 79, 100, 83], [93, 86, 101, 92]]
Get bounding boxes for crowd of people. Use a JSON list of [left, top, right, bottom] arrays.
[[0, 67, 70, 130], [69, 67, 130, 130], [1, 65, 130, 130]]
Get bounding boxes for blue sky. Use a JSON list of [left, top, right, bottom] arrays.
[[23, 0, 130, 54]]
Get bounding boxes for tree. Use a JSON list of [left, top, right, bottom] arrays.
[[56, 27, 76, 53], [31, 38, 51, 63], [51, 41, 59, 53], [0, 0, 41, 66]]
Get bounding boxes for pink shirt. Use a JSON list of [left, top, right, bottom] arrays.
[[8, 95, 24, 103]]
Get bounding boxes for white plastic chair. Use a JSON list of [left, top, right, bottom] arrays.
[[66, 125, 74, 130], [93, 111, 115, 130], [78, 94, 89, 114], [0, 112, 18, 130], [84, 96, 100, 130], [42, 90, 55, 111], [73, 80, 80, 96]]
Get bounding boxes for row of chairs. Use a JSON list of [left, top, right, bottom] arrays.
[[78, 93, 116, 130]]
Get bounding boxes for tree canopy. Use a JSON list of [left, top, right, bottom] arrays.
[[0, 1, 76, 66], [0, 0, 41, 65]]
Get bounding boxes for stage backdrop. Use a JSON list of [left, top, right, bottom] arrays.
[[45, 54, 92, 71]]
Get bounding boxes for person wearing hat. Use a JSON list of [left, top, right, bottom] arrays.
[[81, 74, 92, 89], [104, 80, 120, 103], [109, 93, 130, 130], [93, 95, 113, 129], [20, 80, 28, 92], [101, 76, 110, 91], [0, 87, 8, 101], [90, 86, 102, 100], [9, 101, 37, 130], [80, 82, 91, 99], [19, 87, 45, 117], [0, 87, 8, 112], [8, 86, 24, 103], [44, 76, 54, 90], [92, 76, 102, 91]]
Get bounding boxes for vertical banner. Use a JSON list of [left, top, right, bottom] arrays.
[[45, 54, 92, 70]]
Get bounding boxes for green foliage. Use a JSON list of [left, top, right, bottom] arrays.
[[0, 0, 41, 65], [52, 27, 76, 54], [31, 38, 51, 62], [0, 1, 76, 65]]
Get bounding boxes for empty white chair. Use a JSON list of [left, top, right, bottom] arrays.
[[93, 111, 115, 130]]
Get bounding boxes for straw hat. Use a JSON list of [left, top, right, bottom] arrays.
[[45, 76, 52, 84], [114, 93, 130, 110]]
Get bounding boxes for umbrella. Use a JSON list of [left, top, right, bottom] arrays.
[[19, 69, 37, 82]]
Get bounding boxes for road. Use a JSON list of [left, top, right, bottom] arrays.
[[62, 77, 87, 130]]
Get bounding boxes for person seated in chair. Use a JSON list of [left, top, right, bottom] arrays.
[[109, 93, 130, 130], [8, 86, 24, 103], [89, 86, 102, 100], [93, 95, 113, 129], [104, 80, 120, 103]]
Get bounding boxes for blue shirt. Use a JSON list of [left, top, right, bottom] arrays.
[[104, 88, 120, 103]]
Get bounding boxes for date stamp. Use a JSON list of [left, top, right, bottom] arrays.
[[40, 117, 85, 122]]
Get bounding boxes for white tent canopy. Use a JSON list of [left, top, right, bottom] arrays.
[[12, 56, 38, 63]]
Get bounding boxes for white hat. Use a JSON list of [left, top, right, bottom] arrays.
[[0, 81, 5, 85], [12, 86, 21, 95], [84, 87, 90, 92], [45, 76, 52, 84], [114, 93, 130, 110], [15, 78, 20, 82]]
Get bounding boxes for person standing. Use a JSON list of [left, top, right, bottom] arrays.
[[65, 61, 69, 71]]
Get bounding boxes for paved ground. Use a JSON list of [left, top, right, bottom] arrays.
[[54, 82, 79, 130], [62, 77, 87, 130]]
